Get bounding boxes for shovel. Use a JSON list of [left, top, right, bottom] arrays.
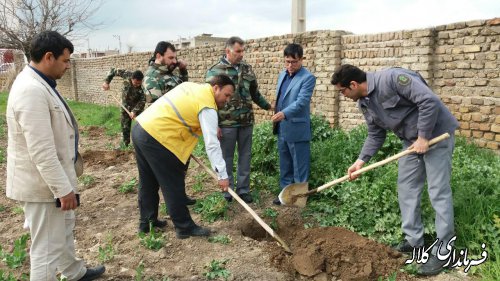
[[190, 155, 292, 253], [107, 92, 135, 118], [279, 133, 451, 207]]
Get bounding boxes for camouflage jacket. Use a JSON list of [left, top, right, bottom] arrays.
[[205, 57, 271, 127], [142, 62, 188, 105], [104, 68, 146, 114]]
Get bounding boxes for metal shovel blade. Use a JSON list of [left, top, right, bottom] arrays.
[[279, 182, 309, 207]]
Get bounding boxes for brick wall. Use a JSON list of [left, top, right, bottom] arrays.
[[57, 18, 499, 150]]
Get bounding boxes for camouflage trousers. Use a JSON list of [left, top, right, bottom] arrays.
[[121, 110, 138, 146]]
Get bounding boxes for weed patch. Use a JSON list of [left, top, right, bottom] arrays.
[[0, 233, 29, 269], [204, 259, 230, 280], [208, 235, 231, 245], [193, 193, 228, 223], [119, 178, 137, 193], [138, 224, 165, 251]]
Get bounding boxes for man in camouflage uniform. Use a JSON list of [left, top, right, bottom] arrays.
[[205, 36, 273, 203], [143, 41, 188, 106], [102, 68, 145, 146]]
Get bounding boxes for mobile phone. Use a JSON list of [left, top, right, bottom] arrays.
[[55, 194, 80, 208]]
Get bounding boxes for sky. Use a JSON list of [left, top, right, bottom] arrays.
[[74, 0, 500, 53]]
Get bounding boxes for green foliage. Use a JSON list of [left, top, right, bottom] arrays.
[[159, 203, 169, 216], [0, 116, 5, 163], [192, 173, 207, 192], [119, 178, 137, 193], [78, 175, 95, 187], [11, 206, 23, 215], [0, 233, 29, 269], [193, 193, 228, 223], [98, 233, 115, 263], [138, 224, 165, 251], [203, 259, 230, 280], [0, 270, 17, 281], [66, 100, 121, 136], [0, 205, 5, 212], [263, 208, 279, 230], [135, 260, 145, 281], [208, 235, 231, 245], [250, 122, 279, 177], [377, 272, 397, 281]]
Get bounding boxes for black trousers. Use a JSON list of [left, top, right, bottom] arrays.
[[131, 123, 195, 231]]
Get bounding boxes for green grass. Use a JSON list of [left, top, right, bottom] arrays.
[[66, 100, 121, 135], [0, 92, 121, 136]]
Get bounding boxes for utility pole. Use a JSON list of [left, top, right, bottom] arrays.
[[292, 0, 306, 34], [113, 35, 122, 54]]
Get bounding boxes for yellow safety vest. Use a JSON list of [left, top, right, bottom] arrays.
[[136, 82, 217, 163]]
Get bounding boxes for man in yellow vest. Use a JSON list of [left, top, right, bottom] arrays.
[[132, 74, 234, 237]]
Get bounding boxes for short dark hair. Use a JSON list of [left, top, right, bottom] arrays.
[[208, 74, 235, 89], [225, 36, 244, 49], [283, 43, 303, 59], [30, 31, 74, 63], [330, 64, 367, 87], [149, 41, 176, 64], [132, 70, 144, 80]]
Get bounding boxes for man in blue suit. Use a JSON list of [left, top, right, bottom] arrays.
[[271, 43, 316, 205]]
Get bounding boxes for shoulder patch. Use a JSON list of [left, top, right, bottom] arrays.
[[397, 74, 411, 86]]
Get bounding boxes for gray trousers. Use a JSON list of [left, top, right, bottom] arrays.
[[220, 126, 253, 198], [398, 133, 455, 254]]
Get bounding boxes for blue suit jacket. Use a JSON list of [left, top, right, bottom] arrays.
[[275, 67, 316, 142]]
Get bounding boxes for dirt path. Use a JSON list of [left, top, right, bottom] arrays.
[[0, 126, 473, 280]]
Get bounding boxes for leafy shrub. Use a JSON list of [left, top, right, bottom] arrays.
[[138, 224, 165, 251], [204, 259, 230, 280], [208, 235, 231, 245], [251, 121, 279, 176], [0, 233, 29, 269], [119, 178, 137, 193], [193, 192, 228, 223]]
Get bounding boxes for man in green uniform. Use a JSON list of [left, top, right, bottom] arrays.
[[205, 36, 273, 203], [102, 68, 145, 147], [142, 41, 188, 106]]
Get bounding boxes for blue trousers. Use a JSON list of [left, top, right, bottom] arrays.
[[277, 134, 310, 189]]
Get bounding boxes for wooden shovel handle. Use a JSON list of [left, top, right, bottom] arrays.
[[190, 155, 292, 253], [312, 133, 450, 194], [107, 92, 132, 116]]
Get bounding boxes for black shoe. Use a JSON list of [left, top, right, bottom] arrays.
[[79, 265, 105, 281], [417, 255, 449, 276], [186, 197, 197, 205], [239, 193, 253, 203], [392, 239, 415, 254], [273, 197, 281, 205], [224, 197, 233, 202], [138, 219, 167, 233], [176, 225, 211, 239]]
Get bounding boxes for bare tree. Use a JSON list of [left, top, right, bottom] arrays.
[[0, 0, 104, 60]]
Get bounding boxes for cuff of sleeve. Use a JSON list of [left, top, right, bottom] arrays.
[[179, 69, 188, 75], [359, 155, 371, 163], [418, 130, 432, 140], [217, 171, 228, 180]]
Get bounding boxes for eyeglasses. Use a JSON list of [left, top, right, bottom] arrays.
[[338, 87, 350, 95], [285, 59, 300, 65]]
